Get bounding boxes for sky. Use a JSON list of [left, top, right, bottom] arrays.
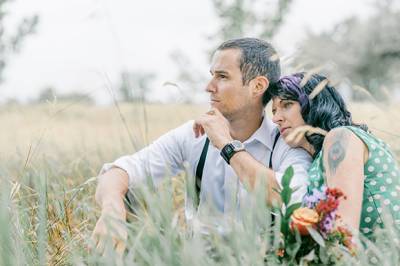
[[0, 0, 375, 104]]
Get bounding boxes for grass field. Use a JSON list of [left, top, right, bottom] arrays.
[[1, 101, 399, 265]]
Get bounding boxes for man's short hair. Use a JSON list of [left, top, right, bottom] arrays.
[[216, 38, 281, 106]]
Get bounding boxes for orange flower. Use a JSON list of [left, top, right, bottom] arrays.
[[276, 248, 285, 257], [290, 207, 320, 235]]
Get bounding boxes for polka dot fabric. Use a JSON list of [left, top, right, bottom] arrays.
[[306, 126, 400, 239]]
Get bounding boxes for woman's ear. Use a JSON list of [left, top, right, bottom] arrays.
[[252, 76, 269, 97]]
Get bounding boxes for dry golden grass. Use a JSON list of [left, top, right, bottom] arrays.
[[0, 103, 207, 176], [2, 101, 399, 175]]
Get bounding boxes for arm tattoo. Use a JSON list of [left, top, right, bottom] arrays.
[[327, 130, 351, 176]]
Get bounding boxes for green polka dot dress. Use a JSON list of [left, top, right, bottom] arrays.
[[306, 126, 400, 238]]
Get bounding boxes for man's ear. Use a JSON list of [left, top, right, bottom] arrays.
[[251, 76, 269, 97]]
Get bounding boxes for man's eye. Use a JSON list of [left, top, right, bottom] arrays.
[[272, 109, 276, 115]]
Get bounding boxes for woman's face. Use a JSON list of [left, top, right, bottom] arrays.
[[272, 97, 306, 140]]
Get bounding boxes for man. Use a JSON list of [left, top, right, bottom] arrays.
[[92, 38, 311, 253]]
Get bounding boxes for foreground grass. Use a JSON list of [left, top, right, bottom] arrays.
[[1, 102, 400, 265]]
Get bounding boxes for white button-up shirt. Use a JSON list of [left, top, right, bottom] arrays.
[[101, 117, 311, 215]]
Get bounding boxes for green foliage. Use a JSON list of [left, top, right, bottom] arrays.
[[1, 156, 400, 265]]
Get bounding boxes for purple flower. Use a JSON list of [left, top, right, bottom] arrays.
[[319, 211, 336, 238], [303, 186, 327, 208]]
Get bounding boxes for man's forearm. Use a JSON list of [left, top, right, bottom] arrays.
[[95, 167, 129, 218], [229, 152, 281, 206]]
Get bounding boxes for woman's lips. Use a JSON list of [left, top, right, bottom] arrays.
[[280, 127, 290, 135]]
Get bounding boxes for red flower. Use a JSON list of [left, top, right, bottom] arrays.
[[316, 197, 339, 214], [327, 188, 347, 200]]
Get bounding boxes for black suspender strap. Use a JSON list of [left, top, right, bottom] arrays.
[[269, 132, 281, 168], [194, 132, 280, 208], [269, 131, 280, 224], [195, 137, 210, 206]]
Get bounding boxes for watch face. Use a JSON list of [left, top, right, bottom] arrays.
[[225, 145, 233, 154], [220, 140, 245, 164], [231, 140, 244, 151]]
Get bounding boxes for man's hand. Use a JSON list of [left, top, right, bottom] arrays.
[[91, 199, 127, 256], [92, 168, 129, 256], [193, 108, 233, 149], [285, 125, 327, 148]]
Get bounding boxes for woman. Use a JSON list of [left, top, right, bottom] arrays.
[[268, 72, 400, 238]]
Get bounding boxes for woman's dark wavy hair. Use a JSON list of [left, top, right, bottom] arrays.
[[267, 72, 368, 156]]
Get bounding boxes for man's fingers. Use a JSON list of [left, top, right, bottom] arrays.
[[206, 109, 215, 115], [193, 123, 199, 138], [294, 130, 306, 144], [89, 232, 98, 253], [96, 235, 106, 255], [193, 122, 201, 137], [90, 231, 98, 246], [211, 107, 223, 117], [115, 240, 126, 256], [193, 118, 208, 138], [286, 127, 304, 144], [194, 124, 204, 137]]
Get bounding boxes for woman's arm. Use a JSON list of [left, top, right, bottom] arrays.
[[322, 127, 368, 230]]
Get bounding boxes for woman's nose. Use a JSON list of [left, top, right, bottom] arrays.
[[272, 111, 283, 124]]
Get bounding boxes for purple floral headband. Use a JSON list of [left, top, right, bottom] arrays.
[[278, 74, 310, 109]]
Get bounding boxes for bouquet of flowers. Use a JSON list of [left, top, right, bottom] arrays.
[[269, 166, 356, 265]]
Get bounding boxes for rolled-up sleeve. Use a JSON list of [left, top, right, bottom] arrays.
[[100, 121, 193, 188], [273, 140, 312, 204]]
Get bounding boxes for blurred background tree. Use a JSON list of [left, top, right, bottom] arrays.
[[293, 0, 400, 101], [0, 0, 39, 84], [118, 71, 155, 103], [36, 86, 94, 104], [209, 0, 293, 42], [170, 0, 293, 103]]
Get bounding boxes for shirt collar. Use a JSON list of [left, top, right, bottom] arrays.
[[243, 113, 278, 150]]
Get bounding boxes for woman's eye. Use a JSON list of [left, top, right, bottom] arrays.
[[283, 102, 293, 108], [272, 109, 276, 115]]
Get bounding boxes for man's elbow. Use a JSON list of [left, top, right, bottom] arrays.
[[95, 167, 130, 205]]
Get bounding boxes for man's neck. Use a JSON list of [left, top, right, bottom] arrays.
[[228, 107, 264, 142]]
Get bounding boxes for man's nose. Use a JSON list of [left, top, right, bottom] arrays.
[[205, 78, 216, 93]]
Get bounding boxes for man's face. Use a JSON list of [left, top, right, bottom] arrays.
[[206, 49, 253, 118]]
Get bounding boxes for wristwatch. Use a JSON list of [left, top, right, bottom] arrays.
[[220, 140, 245, 164]]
